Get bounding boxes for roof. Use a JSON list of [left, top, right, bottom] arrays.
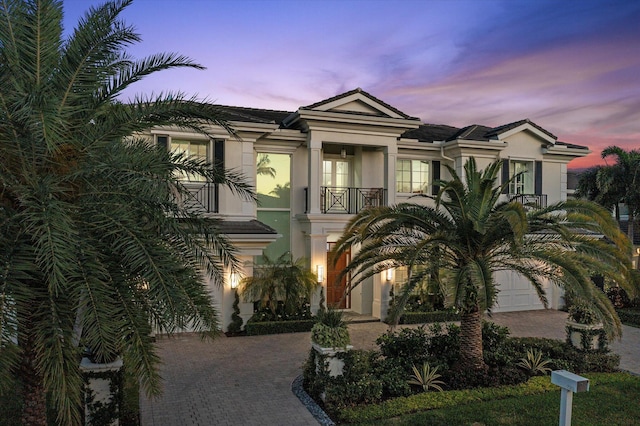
[[484, 118, 557, 140], [446, 124, 494, 141], [215, 105, 293, 125], [217, 220, 278, 235], [300, 87, 419, 120], [556, 141, 589, 150], [401, 123, 460, 142]]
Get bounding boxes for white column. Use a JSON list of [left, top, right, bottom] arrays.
[[371, 271, 391, 321], [308, 233, 327, 313], [384, 145, 398, 206], [308, 137, 323, 214], [243, 141, 257, 217]]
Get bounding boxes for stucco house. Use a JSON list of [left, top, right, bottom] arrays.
[[142, 88, 590, 331]]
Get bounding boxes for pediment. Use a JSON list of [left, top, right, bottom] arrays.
[[303, 88, 415, 120]]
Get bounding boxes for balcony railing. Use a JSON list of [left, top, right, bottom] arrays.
[[304, 187, 385, 214], [509, 193, 547, 210], [181, 181, 218, 213]]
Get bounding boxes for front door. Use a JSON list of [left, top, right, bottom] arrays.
[[326, 243, 350, 308]]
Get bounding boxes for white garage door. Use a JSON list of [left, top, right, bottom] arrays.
[[492, 270, 546, 312]]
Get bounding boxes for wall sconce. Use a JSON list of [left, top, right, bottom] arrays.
[[385, 268, 393, 282], [316, 265, 325, 284], [340, 146, 347, 159], [230, 272, 240, 289]]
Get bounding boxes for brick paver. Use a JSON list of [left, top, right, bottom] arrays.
[[140, 310, 639, 425]]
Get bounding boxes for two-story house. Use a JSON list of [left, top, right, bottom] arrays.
[[142, 88, 589, 331]]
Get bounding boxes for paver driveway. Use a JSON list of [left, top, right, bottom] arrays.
[[140, 310, 639, 425]]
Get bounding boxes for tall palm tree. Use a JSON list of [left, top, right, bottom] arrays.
[[0, 1, 253, 424], [333, 158, 636, 371], [599, 147, 640, 240]]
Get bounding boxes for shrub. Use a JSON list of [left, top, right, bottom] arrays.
[[311, 309, 350, 348], [427, 322, 460, 368], [244, 319, 316, 335], [375, 357, 412, 398], [376, 326, 430, 372], [607, 285, 631, 308], [516, 349, 552, 376], [617, 308, 640, 327], [568, 303, 599, 325], [393, 310, 461, 325]]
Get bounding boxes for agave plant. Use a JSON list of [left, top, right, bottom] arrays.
[[517, 349, 552, 376], [408, 362, 445, 392]]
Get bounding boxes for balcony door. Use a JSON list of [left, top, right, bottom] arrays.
[[323, 159, 350, 188], [323, 159, 352, 213], [327, 243, 350, 309]]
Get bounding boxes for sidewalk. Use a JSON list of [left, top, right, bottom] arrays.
[[140, 310, 639, 425]]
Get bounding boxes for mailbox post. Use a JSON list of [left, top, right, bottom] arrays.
[[551, 370, 589, 426]]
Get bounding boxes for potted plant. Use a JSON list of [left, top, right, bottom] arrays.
[[566, 302, 607, 351], [310, 309, 352, 377]]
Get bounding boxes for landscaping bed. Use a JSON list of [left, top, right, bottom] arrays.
[[303, 321, 622, 424]]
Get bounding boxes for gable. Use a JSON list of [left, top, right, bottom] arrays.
[[302, 88, 417, 120]]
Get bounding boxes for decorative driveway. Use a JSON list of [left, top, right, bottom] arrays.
[[140, 310, 639, 425]]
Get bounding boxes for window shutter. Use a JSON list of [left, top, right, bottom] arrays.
[[501, 159, 510, 194], [535, 161, 543, 195], [214, 140, 224, 170], [431, 160, 440, 195], [157, 135, 168, 150]]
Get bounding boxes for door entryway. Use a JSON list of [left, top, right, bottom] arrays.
[[326, 243, 350, 309]]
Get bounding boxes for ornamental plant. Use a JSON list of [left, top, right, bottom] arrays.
[[311, 308, 350, 348]]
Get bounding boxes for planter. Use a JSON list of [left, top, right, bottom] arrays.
[[80, 357, 123, 426], [566, 320, 607, 351], [311, 342, 353, 377]]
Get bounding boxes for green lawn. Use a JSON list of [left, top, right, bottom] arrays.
[[349, 373, 640, 425]]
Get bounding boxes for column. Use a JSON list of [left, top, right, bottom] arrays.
[[308, 137, 323, 214], [384, 145, 397, 206]]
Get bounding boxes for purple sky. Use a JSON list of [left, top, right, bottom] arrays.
[[63, 0, 640, 169]]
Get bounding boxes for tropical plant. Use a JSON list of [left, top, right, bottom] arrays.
[[576, 146, 640, 240], [0, 1, 254, 424], [568, 303, 600, 325], [408, 363, 445, 392], [516, 349, 552, 376], [311, 308, 350, 348], [240, 253, 319, 319], [332, 157, 637, 372]]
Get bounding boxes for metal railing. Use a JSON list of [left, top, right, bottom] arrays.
[[306, 186, 385, 214], [182, 181, 218, 213], [509, 193, 547, 209]]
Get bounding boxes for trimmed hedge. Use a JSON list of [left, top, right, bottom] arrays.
[[337, 372, 633, 424], [617, 308, 640, 328], [390, 310, 461, 325], [245, 319, 316, 335]]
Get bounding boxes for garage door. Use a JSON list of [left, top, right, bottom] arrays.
[[492, 270, 546, 312]]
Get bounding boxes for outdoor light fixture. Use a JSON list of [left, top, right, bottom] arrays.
[[340, 146, 347, 159], [230, 272, 240, 289], [316, 265, 325, 283], [385, 268, 393, 282]]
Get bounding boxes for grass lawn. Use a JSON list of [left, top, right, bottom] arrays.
[[346, 373, 640, 425]]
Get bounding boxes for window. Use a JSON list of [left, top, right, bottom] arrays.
[[323, 159, 350, 188], [509, 160, 534, 194], [396, 159, 430, 193], [257, 153, 291, 261], [169, 138, 210, 182]]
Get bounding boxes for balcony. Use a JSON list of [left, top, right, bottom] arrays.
[[180, 181, 218, 213], [509, 193, 547, 210], [305, 187, 385, 214]]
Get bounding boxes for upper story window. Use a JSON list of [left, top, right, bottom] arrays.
[[509, 160, 534, 194], [323, 159, 350, 188], [396, 159, 430, 194], [171, 139, 209, 182]]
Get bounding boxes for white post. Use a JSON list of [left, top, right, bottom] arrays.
[[559, 388, 573, 426], [551, 370, 589, 426]]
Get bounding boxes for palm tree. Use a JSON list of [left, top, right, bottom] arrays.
[[333, 158, 636, 371], [0, 1, 253, 424], [597, 146, 640, 241]]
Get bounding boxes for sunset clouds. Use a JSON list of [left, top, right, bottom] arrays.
[[63, 0, 640, 168]]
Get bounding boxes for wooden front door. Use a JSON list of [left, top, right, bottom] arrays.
[[327, 243, 350, 308]]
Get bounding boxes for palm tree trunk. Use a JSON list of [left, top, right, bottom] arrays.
[[458, 304, 487, 371], [19, 326, 48, 426]]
